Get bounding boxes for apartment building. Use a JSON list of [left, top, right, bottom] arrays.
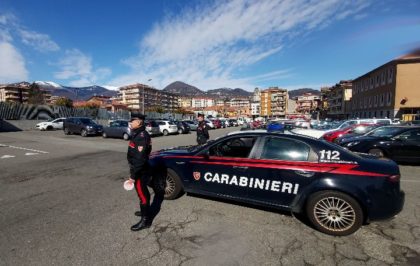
[[296, 93, 321, 114], [0, 82, 51, 104], [118, 83, 179, 112], [260, 87, 287, 117], [324, 80, 353, 119], [351, 55, 420, 119], [191, 97, 214, 108], [179, 97, 192, 108]]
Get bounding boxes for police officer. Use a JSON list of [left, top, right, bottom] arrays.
[[196, 113, 209, 145], [127, 113, 152, 231]]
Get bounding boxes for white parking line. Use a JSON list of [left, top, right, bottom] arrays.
[[1, 155, 15, 159], [401, 179, 420, 183], [0, 144, 49, 154]]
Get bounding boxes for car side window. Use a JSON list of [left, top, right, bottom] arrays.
[[110, 121, 119, 127], [260, 137, 310, 161], [120, 121, 128, 127], [209, 137, 257, 158], [398, 130, 420, 142], [159, 122, 165, 126]]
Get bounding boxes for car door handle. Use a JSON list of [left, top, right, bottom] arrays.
[[295, 170, 314, 177], [233, 166, 248, 170], [176, 161, 185, 165]]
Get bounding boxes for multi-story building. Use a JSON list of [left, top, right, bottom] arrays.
[[351, 55, 420, 119], [325, 80, 353, 119], [228, 98, 250, 109], [260, 87, 287, 117], [252, 88, 261, 102], [251, 102, 260, 117], [296, 93, 321, 114], [0, 82, 51, 104], [215, 99, 226, 107], [178, 97, 192, 108], [118, 83, 179, 112], [191, 97, 214, 108]]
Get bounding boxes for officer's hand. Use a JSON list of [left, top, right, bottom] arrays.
[[128, 177, 135, 183]]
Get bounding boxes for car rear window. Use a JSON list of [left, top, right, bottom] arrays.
[[261, 137, 310, 161]]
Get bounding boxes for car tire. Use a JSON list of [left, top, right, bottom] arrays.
[[123, 133, 129, 141], [306, 190, 363, 236], [178, 129, 183, 134], [163, 168, 184, 200], [64, 128, 71, 135], [163, 129, 169, 136], [102, 132, 107, 138], [46, 126, 53, 131], [81, 129, 88, 137], [368, 148, 385, 158]]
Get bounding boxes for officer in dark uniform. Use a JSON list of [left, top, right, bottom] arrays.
[[127, 113, 152, 231], [196, 113, 209, 145]]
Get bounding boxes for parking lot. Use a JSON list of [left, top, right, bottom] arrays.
[[1, 128, 420, 265]]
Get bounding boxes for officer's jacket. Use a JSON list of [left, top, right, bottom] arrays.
[[196, 121, 209, 140], [127, 126, 152, 178]]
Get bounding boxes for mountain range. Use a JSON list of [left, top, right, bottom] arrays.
[[4, 80, 320, 101]]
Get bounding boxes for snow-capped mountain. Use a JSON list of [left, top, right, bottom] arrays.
[[34, 81, 64, 89]]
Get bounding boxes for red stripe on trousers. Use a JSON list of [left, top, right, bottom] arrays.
[[135, 179, 147, 204]]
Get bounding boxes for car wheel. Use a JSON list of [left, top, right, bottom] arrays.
[[46, 126, 53, 131], [81, 129, 88, 137], [123, 133, 129, 140], [64, 128, 71, 135], [163, 169, 183, 200], [102, 132, 107, 138], [306, 191, 363, 236], [178, 128, 183, 134], [163, 129, 169, 136], [368, 148, 385, 158]]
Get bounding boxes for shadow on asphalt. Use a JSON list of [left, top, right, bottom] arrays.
[[185, 192, 315, 230]]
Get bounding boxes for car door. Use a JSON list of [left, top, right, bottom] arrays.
[[52, 118, 63, 129], [391, 129, 420, 162], [249, 136, 318, 208], [190, 135, 260, 199]]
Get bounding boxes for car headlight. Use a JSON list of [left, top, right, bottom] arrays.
[[87, 125, 93, 129], [346, 141, 360, 147]]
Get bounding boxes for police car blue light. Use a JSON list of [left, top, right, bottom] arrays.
[[150, 131, 405, 236]]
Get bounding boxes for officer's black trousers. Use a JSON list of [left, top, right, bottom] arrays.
[[134, 174, 150, 207]]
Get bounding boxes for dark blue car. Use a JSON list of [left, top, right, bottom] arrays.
[[150, 131, 404, 236]]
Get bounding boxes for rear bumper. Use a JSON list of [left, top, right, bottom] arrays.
[[368, 190, 405, 221]]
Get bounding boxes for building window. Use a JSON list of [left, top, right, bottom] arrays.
[[370, 78, 374, 89], [374, 111, 377, 117], [387, 92, 392, 106], [380, 110, 383, 117], [386, 110, 390, 118], [374, 95, 378, 107], [388, 68, 394, 84], [369, 97, 372, 107], [376, 75, 380, 88]]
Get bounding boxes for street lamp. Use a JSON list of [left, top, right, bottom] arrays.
[[142, 79, 152, 114]]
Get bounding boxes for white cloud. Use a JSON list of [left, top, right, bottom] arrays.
[[110, 0, 371, 90], [0, 41, 28, 83], [18, 29, 60, 52], [54, 49, 111, 86]]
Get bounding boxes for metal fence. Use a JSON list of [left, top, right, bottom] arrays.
[[0, 102, 130, 120], [0, 102, 194, 121]]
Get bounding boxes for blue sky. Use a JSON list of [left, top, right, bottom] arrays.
[[0, 0, 419, 91]]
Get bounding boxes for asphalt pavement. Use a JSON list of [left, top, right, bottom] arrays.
[[0, 128, 419, 266]]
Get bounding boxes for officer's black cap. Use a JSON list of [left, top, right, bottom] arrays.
[[130, 113, 146, 121], [197, 113, 204, 118]]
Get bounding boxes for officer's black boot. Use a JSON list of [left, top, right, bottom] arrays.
[[134, 205, 141, 217], [130, 205, 151, 231]]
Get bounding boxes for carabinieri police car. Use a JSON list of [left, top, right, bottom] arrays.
[[150, 131, 405, 236]]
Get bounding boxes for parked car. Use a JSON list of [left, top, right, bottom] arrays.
[[228, 119, 239, 127], [63, 117, 103, 137], [205, 119, 215, 129], [322, 123, 379, 143], [103, 120, 130, 140], [183, 120, 198, 131], [155, 120, 178, 136], [211, 119, 222, 129], [175, 121, 191, 134], [150, 131, 404, 236], [335, 124, 381, 143], [145, 120, 161, 136], [36, 118, 66, 131], [339, 126, 420, 163]]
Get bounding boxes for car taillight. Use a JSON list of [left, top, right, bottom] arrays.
[[387, 175, 400, 183]]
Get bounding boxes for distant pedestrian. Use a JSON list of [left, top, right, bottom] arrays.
[[196, 113, 209, 145], [126, 113, 152, 231]]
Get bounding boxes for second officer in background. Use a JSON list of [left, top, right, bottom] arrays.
[[196, 113, 209, 145]]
